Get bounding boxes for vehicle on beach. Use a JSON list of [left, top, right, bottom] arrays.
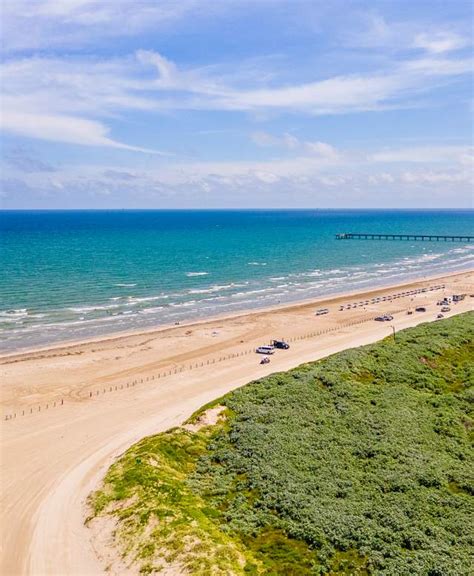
[[260, 357, 270, 364], [437, 313, 444, 319], [452, 294, 465, 302], [407, 310, 413, 315], [415, 307, 426, 312], [315, 308, 329, 315], [272, 340, 290, 349], [256, 345, 275, 355], [441, 306, 450, 312], [339, 305, 344, 311], [374, 315, 393, 322]]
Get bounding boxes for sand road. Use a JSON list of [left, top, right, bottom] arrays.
[[1, 271, 472, 575]]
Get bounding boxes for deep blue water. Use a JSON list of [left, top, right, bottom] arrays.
[[1, 210, 472, 351]]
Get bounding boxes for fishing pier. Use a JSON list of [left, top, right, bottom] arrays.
[[336, 233, 473, 242]]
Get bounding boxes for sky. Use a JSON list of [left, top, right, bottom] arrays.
[[0, 0, 473, 209]]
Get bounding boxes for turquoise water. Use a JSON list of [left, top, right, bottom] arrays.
[[1, 210, 472, 351]]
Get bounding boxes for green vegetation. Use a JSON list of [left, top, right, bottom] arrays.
[[89, 313, 474, 575]]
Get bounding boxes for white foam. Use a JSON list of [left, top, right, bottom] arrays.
[[140, 306, 164, 314], [68, 304, 119, 313], [185, 272, 209, 277], [126, 295, 167, 304], [188, 282, 247, 295], [114, 283, 137, 287]]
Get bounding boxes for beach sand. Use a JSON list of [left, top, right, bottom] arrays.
[[0, 270, 472, 575]]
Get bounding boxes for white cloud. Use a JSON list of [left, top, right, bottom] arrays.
[[368, 145, 473, 164], [343, 13, 470, 55], [413, 32, 469, 54], [251, 131, 282, 147], [0, 110, 165, 153], [252, 131, 341, 161], [304, 141, 339, 160], [252, 131, 310, 151]]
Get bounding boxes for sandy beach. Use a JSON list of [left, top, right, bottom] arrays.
[[1, 270, 472, 576]]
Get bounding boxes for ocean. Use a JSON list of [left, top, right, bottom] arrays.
[[1, 209, 472, 352]]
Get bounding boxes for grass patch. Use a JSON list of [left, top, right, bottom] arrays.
[[89, 312, 474, 575]]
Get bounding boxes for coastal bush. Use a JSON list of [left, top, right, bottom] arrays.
[[89, 312, 474, 575]]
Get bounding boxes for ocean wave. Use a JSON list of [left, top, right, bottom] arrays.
[[188, 282, 247, 295], [170, 300, 197, 308], [401, 253, 442, 265], [68, 304, 120, 313], [127, 295, 164, 304], [114, 283, 137, 287], [185, 271, 209, 277], [139, 306, 165, 314], [248, 262, 267, 266]]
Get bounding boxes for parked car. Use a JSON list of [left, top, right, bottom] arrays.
[[407, 310, 413, 315], [441, 306, 451, 312], [374, 316, 385, 321], [272, 339, 289, 349], [256, 345, 275, 355], [315, 308, 329, 315], [437, 313, 444, 319], [415, 307, 426, 312]]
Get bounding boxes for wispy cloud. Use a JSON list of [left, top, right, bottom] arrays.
[[342, 12, 470, 55], [1, 0, 200, 52], [413, 31, 469, 54], [251, 132, 339, 160], [0, 109, 167, 154]]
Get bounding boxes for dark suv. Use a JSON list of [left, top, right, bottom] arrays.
[[272, 340, 290, 349]]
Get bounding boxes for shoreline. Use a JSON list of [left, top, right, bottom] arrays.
[[2, 267, 472, 360]]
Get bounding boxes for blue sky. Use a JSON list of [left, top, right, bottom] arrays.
[[0, 0, 472, 208]]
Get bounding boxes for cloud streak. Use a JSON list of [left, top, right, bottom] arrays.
[[0, 109, 167, 154]]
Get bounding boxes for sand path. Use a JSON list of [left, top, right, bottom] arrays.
[[1, 271, 472, 575]]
